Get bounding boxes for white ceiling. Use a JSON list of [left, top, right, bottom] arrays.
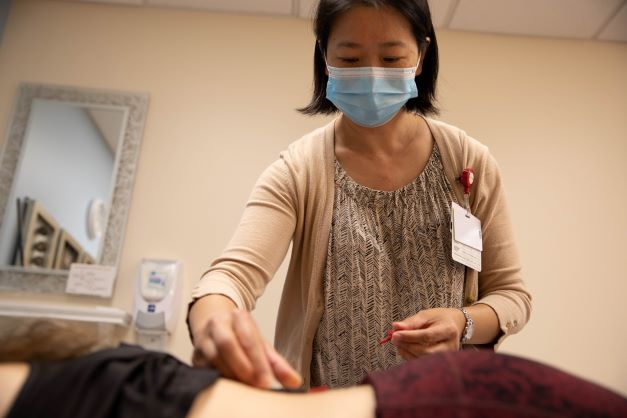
[[72, 0, 627, 42]]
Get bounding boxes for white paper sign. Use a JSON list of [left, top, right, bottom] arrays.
[[66, 264, 117, 297]]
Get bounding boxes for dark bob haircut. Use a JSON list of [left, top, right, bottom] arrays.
[[298, 0, 439, 116]]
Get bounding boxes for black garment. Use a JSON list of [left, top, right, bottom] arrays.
[[6, 344, 219, 418]]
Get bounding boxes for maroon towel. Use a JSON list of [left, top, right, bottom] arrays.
[[363, 350, 627, 418]]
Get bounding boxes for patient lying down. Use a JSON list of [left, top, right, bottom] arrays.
[[0, 319, 625, 418]]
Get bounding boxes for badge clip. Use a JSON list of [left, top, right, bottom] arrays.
[[459, 168, 474, 216]]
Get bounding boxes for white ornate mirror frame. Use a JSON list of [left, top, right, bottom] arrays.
[[0, 82, 149, 294]]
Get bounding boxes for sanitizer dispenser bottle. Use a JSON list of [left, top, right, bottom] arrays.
[[133, 258, 182, 351]]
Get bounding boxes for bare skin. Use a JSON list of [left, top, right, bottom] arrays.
[[189, 4, 501, 389], [0, 363, 29, 418], [187, 379, 375, 418], [0, 363, 375, 418]]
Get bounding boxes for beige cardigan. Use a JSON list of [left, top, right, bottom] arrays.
[[191, 117, 532, 386]]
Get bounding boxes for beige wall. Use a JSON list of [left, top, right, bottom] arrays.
[[1, 0, 626, 395]]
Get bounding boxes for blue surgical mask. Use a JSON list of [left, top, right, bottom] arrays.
[[325, 62, 419, 128]]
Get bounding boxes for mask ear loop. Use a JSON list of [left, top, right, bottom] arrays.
[[317, 39, 332, 72], [414, 52, 422, 72], [319, 40, 345, 77]]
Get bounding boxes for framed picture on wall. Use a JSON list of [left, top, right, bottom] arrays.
[[53, 229, 83, 270], [79, 251, 96, 265], [19, 198, 61, 269]]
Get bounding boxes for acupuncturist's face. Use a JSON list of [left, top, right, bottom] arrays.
[[325, 5, 423, 73]]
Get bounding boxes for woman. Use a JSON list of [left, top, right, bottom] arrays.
[[188, 0, 531, 389], [1, 321, 625, 418]]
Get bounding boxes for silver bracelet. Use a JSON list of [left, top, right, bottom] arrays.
[[459, 307, 474, 345]]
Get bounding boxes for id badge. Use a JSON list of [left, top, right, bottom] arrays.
[[451, 201, 482, 271]]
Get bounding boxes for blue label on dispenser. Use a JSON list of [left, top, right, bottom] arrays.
[[147, 304, 156, 313], [148, 271, 165, 288]]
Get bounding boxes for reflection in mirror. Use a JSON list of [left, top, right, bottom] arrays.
[[0, 99, 126, 269], [0, 83, 149, 294]]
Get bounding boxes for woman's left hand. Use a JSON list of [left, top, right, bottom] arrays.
[[390, 308, 466, 360]]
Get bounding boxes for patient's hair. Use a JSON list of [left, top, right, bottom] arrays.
[[0, 318, 122, 362]]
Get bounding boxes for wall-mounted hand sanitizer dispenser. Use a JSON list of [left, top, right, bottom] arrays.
[[133, 258, 182, 350]]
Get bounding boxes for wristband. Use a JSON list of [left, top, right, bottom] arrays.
[[458, 307, 474, 345]]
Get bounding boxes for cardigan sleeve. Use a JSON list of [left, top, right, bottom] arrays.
[[471, 147, 532, 345], [190, 156, 298, 311]]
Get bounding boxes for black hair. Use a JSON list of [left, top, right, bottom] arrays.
[[298, 0, 439, 116]]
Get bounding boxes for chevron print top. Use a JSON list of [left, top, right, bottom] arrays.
[[310, 143, 465, 388]]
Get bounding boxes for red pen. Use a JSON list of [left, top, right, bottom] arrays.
[[379, 330, 395, 345]]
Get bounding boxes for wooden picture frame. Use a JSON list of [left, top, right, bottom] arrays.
[[53, 229, 83, 270], [20, 199, 60, 269], [79, 251, 96, 265]]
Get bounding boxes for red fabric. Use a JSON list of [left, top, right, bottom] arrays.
[[308, 385, 329, 393], [362, 350, 627, 418]]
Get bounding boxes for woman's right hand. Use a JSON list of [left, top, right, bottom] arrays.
[[190, 296, 302, 389]]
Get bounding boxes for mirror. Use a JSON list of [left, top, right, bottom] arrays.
[[0, 83, 149, 294]]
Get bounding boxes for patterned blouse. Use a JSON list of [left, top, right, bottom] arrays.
[[310, 143, 465, 388]]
